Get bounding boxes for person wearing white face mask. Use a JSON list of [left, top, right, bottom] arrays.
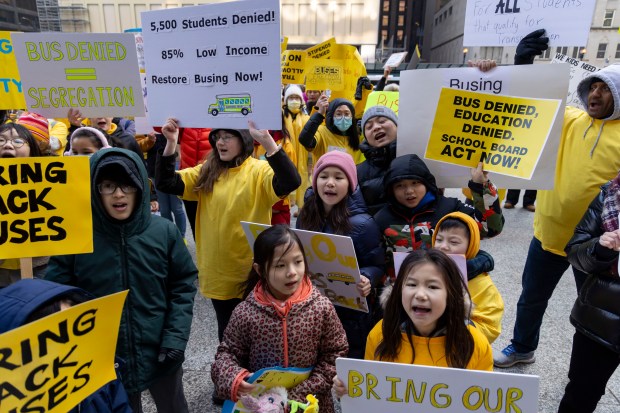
[[298, 95, 364, 165], [283, 84, 312, 210]]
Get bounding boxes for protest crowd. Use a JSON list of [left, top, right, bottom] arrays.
[[0, 3, 620, 412]]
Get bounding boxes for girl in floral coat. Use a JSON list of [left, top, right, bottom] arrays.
[[211, 225, 348, 413]]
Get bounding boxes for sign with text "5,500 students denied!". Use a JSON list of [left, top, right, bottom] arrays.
[[0, 157, 93, 259], [141, 0, 281, 130], [11, 32, 145, 118]]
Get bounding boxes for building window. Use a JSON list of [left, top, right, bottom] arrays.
[[449, 6, 453, 15], [383, 0, 389, 12], [398, 15, 404, 26], [616, 44, 620, 59], [397, 30, 403, 41], [399, 0, 405, 12], [556, 46, 568, 55], [597, 43, 607, 59], [435, 17, 438, 26], [541, 48, 551, 59], [382, 15, 388, 26], [381, 30, 388, 44], [439, 14, 442, 23], [571, 47, 579, 59], [603, 10, 614, 27]]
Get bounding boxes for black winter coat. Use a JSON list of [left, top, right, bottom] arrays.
[[566, 182, 620, 353], [357, 140, 396, 215]]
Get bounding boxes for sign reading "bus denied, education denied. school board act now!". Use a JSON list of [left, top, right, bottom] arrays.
[[11, 32, 145, 118], [141, 0, 281, 130], [0, 291, 128, 413], [0, 157, 93, 259], [426, 88, 560, 180]]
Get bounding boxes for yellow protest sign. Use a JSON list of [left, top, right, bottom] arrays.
[[0, 31, 27, 110], [305, 59, 345, 91], [365, 91, 399, 114], [0, 290, 128, 413], [0, 157, 93, 259], [306, 37, 335, 60], [281, 36, 288, 54], [281, 50, 305, 85], [425, 88, 560, 179], [329, 44, 368, 110]]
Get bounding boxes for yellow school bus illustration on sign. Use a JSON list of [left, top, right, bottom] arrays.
[[327, 272, 356, 285], [208, 93, 252, 116]]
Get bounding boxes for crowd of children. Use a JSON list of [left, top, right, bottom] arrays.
[[2, 28, 620, 413]]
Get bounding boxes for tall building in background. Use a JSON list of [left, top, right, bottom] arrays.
[[376, 0, 426, 64], [36, 0, 62, 31], [0, 0, 40, 31]]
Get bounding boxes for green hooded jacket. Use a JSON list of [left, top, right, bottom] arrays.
[[46, 148, 198, 393]]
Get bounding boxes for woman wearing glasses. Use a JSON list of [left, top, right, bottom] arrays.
[[299, 95, 364, 165], [156, 119, 301, 343]]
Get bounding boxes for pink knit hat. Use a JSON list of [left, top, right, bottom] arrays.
[[312, 151, 357, 192]]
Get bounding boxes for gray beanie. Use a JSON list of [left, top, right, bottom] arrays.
[[361, 106, 398, 136]]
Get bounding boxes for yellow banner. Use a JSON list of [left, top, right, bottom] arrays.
[[365, 91, 399, 114], [425, 88, 560, 179], [0, 157, 93, 259], [281, 50, 305, 85], [0, 290, 128, 413], [281, 36, 288, 54], [305, 37, 335, 60], [329, 44, 368, 109], [0, 31, 26, 109], [305, 59, 344, 91]]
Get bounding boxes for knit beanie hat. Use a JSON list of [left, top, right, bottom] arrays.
[[312, 151, 357, 192], [16, 112, 50, 143], [284, 84, 304, 103], [361, 106, 398, 135]]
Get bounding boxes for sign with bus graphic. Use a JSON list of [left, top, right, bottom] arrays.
[[208, 93, 252, 116]]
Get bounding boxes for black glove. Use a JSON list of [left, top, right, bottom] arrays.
[[157, 347, 185, 363], [515, 29, 549, 65], [355, 76, 373, 100]]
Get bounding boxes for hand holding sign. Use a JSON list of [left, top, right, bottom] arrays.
[[515, 29, 549, 65], [317, 93, 330, 116], [470, 162, 489, 184]]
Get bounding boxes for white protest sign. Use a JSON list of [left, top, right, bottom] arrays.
[[141, 0, 281, 129], [11, 33, 145, 118], [337, 358, 539, 413], [384, 52, 407, 69], [463, 0, 596, 47], [241, 222, 368, 312], [126, 28, 153, 135], [551, 52, 600, 111], [398, 64, 569, 189]]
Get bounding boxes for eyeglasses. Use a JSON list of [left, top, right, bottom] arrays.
[[97, 182, 138, 195], [214, 134, 236, 143], [0, 137, 28, 148], [333, 114, 352, 121]]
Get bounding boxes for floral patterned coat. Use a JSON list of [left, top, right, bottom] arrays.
[[211, 283, 348, 413]]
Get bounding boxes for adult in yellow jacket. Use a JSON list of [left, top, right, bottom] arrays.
[[494, 31, 620, 368], [156, 118, 301, 341], [282, 85, 311, 209], [298, 96, 364, 165]]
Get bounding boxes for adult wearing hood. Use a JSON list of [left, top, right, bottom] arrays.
[[0, 279, 132, 412], [494, 30, 620, 368], [283, 84, 312, 209], [357, 105, 398, 215], [298, 96, 364, 164], [46, 148, 198, 412], [156, 119, 301, 342]]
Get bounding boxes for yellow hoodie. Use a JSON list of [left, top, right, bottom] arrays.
[[433, 212, 504, 344]]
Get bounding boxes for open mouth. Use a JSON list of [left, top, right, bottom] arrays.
[[374, 132, 386, 141], [413, 306, 431, 314], [97, 121, 108, 129], [112, 203, 128, 212], [0, 153, 15, 158]]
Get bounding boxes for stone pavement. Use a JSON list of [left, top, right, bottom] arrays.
[[143, 191, 620, 412]]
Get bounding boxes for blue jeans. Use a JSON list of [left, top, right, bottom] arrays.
[[511, 237, 587, 353], [156, 189, 186, 238]]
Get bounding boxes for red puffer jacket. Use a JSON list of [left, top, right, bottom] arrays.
[[179, 128, 212, 168]]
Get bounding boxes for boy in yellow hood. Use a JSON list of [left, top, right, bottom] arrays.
[[432, 212, 504, 344]]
